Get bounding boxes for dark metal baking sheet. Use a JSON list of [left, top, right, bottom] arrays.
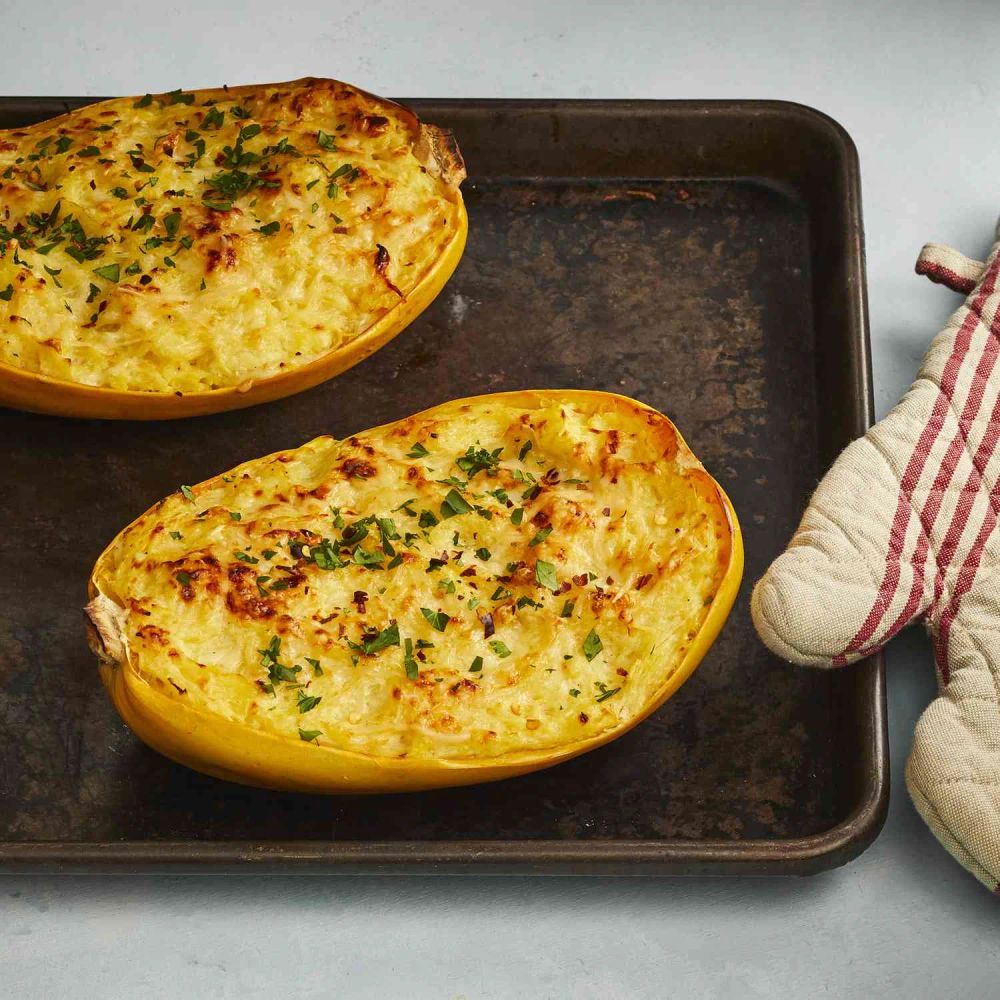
[[0, 97, 886, 874]]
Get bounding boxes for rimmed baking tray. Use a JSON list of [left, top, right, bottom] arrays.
[[0, 97, 886, 874]]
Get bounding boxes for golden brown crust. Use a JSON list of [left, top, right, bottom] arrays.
[[0, 77, 465, 397], [89, 390, 737, 765]]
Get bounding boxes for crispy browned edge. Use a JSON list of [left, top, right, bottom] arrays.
[[1, 76, 466, 193]]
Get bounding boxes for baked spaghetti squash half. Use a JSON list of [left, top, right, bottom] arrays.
[[0, 78, 466, 419], [85, 390, 742, 792]]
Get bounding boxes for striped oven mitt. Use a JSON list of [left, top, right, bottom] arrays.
[[752, 227, 1000, 891]]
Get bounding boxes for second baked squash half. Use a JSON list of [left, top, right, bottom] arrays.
[[86, 390, 743, 792]]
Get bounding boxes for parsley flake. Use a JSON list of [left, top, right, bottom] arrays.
[[535, 560, 559, 592], [93, 263, 120, 283], [420, 608, 449, 632], [583, 629, 603, 661], [441, 489, 473, 519], [529, 526, 552, 547]]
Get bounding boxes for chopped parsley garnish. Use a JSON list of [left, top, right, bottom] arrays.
[[475, 547, 492, 560], [511, 508, 524, 526], [201, 106, 225, 129], [180, 485, 196, 502], [403, 638, 418, 679], [77, 146, 100, 157], [490, 585, 512, 601], [297, 690, 322, 714], [299, 729, 321, 742], [469, 656, 484, 673], [316, 130, 337, 150], [560, 600, 575, 618], [353, 547, 384, 569], [169, 530, 183, 540], [420, 608, 449, 632], [234, 551, 258, 564], [133, 94, 153, 108], [377, 517, 400, 551], [361, 622, 399, 655], [93, 263, 120, 283], [595, 681, 620, 702], [488, 640, 512, 658], [535, 560, 558, 592], [569, 688, 581, 698], [441, 489, 473, 519], [305, 657, 323, 676], [406, 442, 429, 458], [259, 636, 301, 686], [255, 221, 280, 236], [229, 511, 241, 521], [518, 440, 533, 461], [262, 549, 277, 560], [163, 213, 182, 239], [418, 510, 438, 529], [175, 571, 192, 586], [309, 539, 344, 569], [456, 445, 502, 479], [529, 526, 552, 547], [583, 630, 603, 661], [239, 123, 262, 140]]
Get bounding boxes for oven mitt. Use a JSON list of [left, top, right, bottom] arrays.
[[751, 226, 1000, 891]]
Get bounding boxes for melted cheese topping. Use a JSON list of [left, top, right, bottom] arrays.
[[93, 393, 732, 760], [0, 78, 463, 392]]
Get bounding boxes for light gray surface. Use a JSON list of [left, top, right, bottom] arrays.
[[3, 0, 1000, 995]]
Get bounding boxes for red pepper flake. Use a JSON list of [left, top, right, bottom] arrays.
[[481, 612, 495, 639], [374, 243, 403, 297], [635, 574, 652, 590], [352, 590, 368, 613]]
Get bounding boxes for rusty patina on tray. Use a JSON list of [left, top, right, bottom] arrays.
[[0, 98, 885, 873]]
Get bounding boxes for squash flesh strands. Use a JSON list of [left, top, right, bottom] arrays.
[[0, 78, 466, 419], [86, 390, 743, 793]]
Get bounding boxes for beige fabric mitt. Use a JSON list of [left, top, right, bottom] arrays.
[[752, 226, 1000, 891]]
